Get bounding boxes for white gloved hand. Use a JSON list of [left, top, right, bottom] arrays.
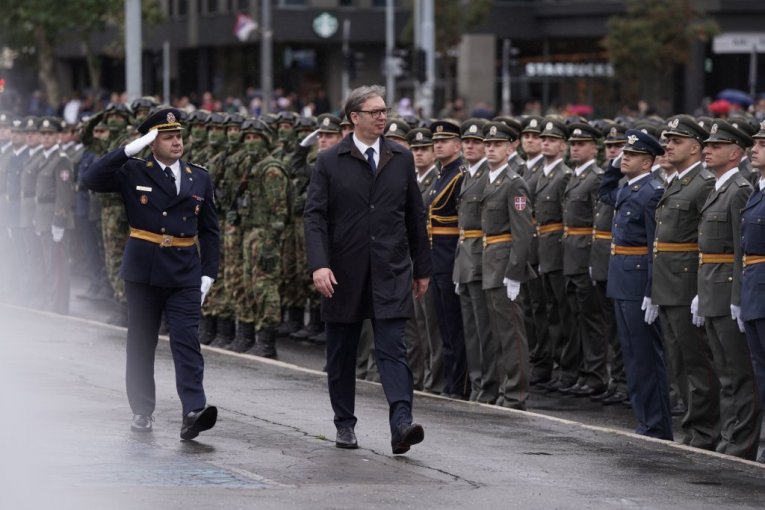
[[613, 152, 623, 168], [690, 295, 705, 328], [731, 304, 745, 334], [200, 275, 214, 305], [454, 282, 460, 295], [588, 266, 597, 286], [503, 278, 521, 301], [124, 129, 158, 157], [299, 128, 321, 147], [641, 296, 659, 325], [51, 225, 65, 243]]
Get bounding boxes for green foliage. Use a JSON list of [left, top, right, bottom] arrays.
[[602, 0, 719, 79]]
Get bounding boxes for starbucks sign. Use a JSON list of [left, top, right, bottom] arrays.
[[313, 12, 338, 39]]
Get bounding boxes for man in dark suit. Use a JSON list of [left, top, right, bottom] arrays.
[[304, 85, 431, 455], [82, 108, 220, 441], [599, 129, 672, 440]]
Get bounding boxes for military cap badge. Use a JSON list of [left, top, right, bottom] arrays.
[[436, 125, 444, 133], [322, 117, 330, 126], [731, 122, 739, 129], [627, 134, 638, 145], [167, 112, 176, 123], [573, 128, 582, 135], [26, 119, 34, 128], [760, 120, 765, 130], [668, 118, 679, 129], [640, 129, 648, 134], [698, 120, 706, 128], [609, 127, 617, 137], [415, 132, 423, 141], [469, 124, 478, 133], [42, 119, 50, 128], [711, 123, 719, 135], [529, 119, 538, 128], [545, 122, 553, 131], [390, 123, 398, 132], [489, 126, 497, 136]]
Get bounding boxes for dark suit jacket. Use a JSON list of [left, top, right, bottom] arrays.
[[599, 164, 664, 301], [303, 135, 431, 322], [651, 163, 715, 306], [740, 184, 765, 321], [697, 171, 751, 316], [82, 148, 220, 288]]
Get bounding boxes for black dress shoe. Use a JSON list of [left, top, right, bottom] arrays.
[[558, 382, 582, 395], [590, 385, 616, 402], [180, 406, 218, 440], [571, 384, 605, 397], [335, 427, 358, 449], [529, 375, 552, 386], [602, 390, 628, 405], [671, 401, 687, 417], [391, 423, 424, 455], [131, 414, 153, 432]]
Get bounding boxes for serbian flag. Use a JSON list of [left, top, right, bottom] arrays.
[[234, 12, 257, 42]]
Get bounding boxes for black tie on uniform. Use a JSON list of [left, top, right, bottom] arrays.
[[163, 167, 177, 195], [365, 147, 377, 176]]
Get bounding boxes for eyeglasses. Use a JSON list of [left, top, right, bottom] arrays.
[[356, 108, 391, 119]]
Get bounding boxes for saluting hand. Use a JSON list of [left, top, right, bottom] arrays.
[[313, 268, 337, 298]]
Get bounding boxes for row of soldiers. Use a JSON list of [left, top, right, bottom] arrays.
[[394, 110, 765, 463]]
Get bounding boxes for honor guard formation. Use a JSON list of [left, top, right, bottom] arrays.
[[3, 94, 765, 460]]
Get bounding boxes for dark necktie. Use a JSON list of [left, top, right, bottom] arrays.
[[163, 166, 177, 195], [365, 147, 377, 176]]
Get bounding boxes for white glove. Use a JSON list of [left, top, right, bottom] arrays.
[[588, 266, 597, 286], [731, 304, 745, 334], [690, 295, 705, 328], [454, 282, 460, 295], [51, 225, 64, 243], [124, 129, 158, 157], [641, 296, 659, 325], [299, 128, 320, 147], [503, 278, 521, 301], [200, 276, 214, 305], [613, 152, 623, 169]]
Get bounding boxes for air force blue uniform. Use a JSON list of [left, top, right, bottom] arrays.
[[82, 143, 219, 416], [741, 184, 765, 408], [598, 131, 673, 440]]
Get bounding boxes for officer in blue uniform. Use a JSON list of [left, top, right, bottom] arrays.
[[740, 120, 765, 463], [82, 108, 220, 440], [598, 129, 673, 440]]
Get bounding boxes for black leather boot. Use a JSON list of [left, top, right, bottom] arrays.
[[209, 318, 235, 348], [199, 315, 217, 345], [290, 306, 323, 340], [249, 327, 277, 358], [276, 306, 303, 336], [229, 321, 256, 352]]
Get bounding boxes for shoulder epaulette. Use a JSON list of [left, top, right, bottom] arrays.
[[700, 169, 716, 180], [650, 179, 664, 191], [562, 167, 573, 175], [188, 162, 209, 172], [130, 156, 145, 162], [593, 167, 604, 175]]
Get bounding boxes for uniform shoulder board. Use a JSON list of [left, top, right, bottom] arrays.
[[700, 169, 715, 180], [650, 179, 664, 191], [130, 156, 145, 162], [563, 167, 573, 175], [735, 174, 752, 187], [593, 167, 604, 175], [188, 162, 209, 172]]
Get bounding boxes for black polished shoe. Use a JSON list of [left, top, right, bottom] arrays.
[[671, 401, 687, 417], [392, 423, 424, 455], [571, 384, 605, 398], [558, 382, 582, 395], [335, 427, 358, 449], [602, 390, 628, 405], [529, 375, 552, 386], [131, 414, 153, 432], [180, 406, 218, 440], [590, 384, 616, 402]]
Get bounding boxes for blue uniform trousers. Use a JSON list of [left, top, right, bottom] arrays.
[[431, 273, 467, 397], [124, 281, 206, 416], [744, 318, 765, 409], [613, 298, 673, 440]]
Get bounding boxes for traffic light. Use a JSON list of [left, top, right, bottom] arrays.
[[414, 48, 427, 83]]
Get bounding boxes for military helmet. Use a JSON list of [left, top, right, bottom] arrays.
[[188, 110, 211, 126], [131, 96, 159, 112]]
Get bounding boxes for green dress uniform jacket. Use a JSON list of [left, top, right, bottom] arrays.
[[33, 148, 74, 233], [453, 161, 489, 284], [19, 147, 44, 228], [697, 171, 752, 316], [562, 163, 602, 276], [534, 160, 572, 274], [522, 155, 544, 267], [481, 167, 536, 288], [651, 163, 716, 306]]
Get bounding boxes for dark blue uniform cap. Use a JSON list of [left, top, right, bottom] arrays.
[[429, 119, 461, 139], [137, 107, 183, 135], [623, 129, 665, 157]]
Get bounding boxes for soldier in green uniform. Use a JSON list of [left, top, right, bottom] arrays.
[[19, 117, 46, 305], [131, 97, 159, 126], [652, 114, 720, 449], [560, 122, 608, 396], [100, 103, 134, 325], [453, 118, 494, 403], [518, 116, 549, 385], [186, 110, 211, 168], [206, 113, 244, 348], [534, 118, 575, 392], [695, 120, 761, 459]]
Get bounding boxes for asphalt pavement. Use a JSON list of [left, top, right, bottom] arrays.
[[2, 301, 764, 510]]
